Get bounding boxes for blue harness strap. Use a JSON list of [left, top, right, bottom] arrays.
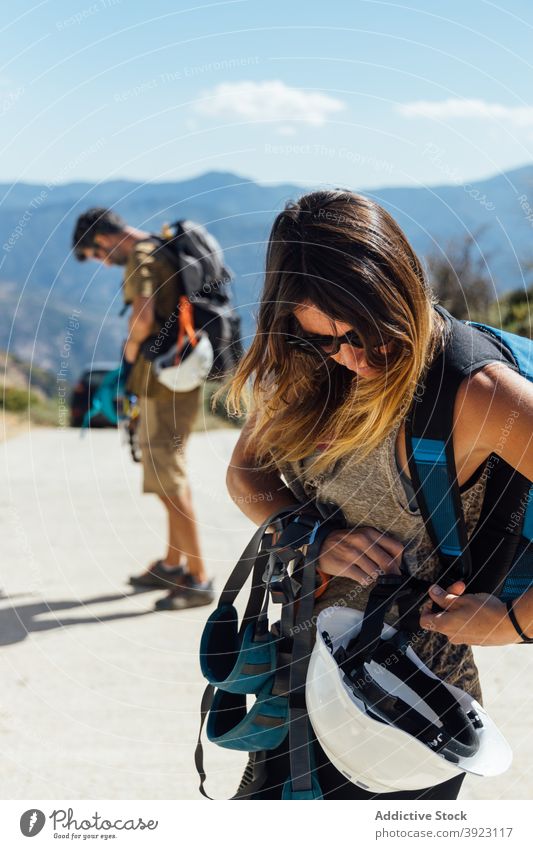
[[409, 437, 464, 559]]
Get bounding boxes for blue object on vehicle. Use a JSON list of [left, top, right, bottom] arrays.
[[81, 364, 126, 429]]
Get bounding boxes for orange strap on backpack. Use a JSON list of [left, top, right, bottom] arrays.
[[314, 568, 330, 599], [175, 295, 198, 365]]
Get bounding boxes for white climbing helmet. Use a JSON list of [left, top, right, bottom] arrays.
[[306, 606, 513, 794], [153, 331, 214, 393]]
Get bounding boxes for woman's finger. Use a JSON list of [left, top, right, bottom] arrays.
[[360, 527, 404, 557], [445, 580, 466, 596], [428, 584, 462, 610], [348, 540, 396, 573], [345, 564, 381, 586]]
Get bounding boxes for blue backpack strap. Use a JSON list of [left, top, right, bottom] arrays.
[[405, 306, 515, 587]]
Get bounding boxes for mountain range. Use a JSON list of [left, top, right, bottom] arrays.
[[1, 165, 533, 380]]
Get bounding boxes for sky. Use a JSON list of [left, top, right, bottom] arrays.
[[2, 0, 533, 190]]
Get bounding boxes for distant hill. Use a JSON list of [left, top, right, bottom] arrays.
[[1, 166, 533, 376]]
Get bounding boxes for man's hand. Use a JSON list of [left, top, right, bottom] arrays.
[[420, 581, 522, 646], [123, 339, 140, 365]]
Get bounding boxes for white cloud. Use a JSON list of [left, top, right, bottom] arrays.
[[193, 80, 345, 127], [396, 98, 533, 127]]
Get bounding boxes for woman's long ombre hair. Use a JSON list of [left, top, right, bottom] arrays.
[[228, 190, 445, 472]]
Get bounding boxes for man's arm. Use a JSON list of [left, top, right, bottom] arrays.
[[122, 242, 159, 364], [124, 294, 154, 363]]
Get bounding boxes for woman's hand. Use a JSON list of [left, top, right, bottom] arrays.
[[318, 526, 404, 586], [420, 582, 522, 646]]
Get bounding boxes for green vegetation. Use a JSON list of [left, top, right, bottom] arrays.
[[1, 383, 59, 426], [428, 231, 532, 336], [0, 385, 37, 412], [489, 286, 533, 338]]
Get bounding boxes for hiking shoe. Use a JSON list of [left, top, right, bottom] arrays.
[[154, 573, 215, 611], [129, 560, 186, 590]]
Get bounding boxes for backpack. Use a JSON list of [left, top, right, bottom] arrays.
[[405, 305, 533, 604], [145, 220, 243, 379]]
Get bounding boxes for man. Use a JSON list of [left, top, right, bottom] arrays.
[[72, 207, 214, 611]]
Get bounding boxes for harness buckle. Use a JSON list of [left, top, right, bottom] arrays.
[[262, 549, 299, 606]]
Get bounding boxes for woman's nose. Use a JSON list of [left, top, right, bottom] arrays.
[[333, 344, 368, 371]]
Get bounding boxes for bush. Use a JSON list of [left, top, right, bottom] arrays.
[[0, 386, 38, 412]]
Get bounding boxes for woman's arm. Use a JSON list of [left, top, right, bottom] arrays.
[[227, 416, 404, 583], [226, 416, 301, 525], [459, 361, 533, 481], [420, 582, 532, 645]]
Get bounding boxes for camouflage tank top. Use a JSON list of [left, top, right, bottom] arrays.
[[279, 418, 488, 703]]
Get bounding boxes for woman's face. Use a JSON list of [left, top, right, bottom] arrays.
[[293, 302, 391, 377]]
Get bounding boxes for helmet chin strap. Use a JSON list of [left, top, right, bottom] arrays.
[[343, 562, 433, 668], [328, 567, 482, 765]]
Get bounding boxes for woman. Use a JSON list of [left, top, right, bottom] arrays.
[[225, 190, 533, 799]]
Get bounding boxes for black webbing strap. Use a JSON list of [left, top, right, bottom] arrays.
[[286, 526, 323, 795], [343, 634, 478, 759], [349, 576, 406, 665], [467, 459, 530, 594], [371, 636, 462, 719], [345, 570, 432, 667], [218, 507, 296, 612], [195, 683, 217, 799]]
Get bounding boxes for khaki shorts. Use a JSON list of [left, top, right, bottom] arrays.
[[138, 389, 201, 498]]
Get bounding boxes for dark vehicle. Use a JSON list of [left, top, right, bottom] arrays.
[[70, 362, 120, 427]]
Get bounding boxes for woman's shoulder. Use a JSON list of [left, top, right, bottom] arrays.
[[457, 361, 524, 419], [455, 361, 532, 462]]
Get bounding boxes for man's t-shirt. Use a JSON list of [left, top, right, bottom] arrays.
[[123, 238, 180, 400]]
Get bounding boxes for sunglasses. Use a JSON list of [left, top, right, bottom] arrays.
[[287, 327, 365, 356]]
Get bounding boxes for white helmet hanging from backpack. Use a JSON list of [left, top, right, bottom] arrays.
[[306, 606, 512, 795], [153, 296, 214, 392]]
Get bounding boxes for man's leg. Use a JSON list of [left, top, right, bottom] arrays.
[[130, 389, 210, 598], [155, 479, 214, 609], [159, 487, 207, 583]]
